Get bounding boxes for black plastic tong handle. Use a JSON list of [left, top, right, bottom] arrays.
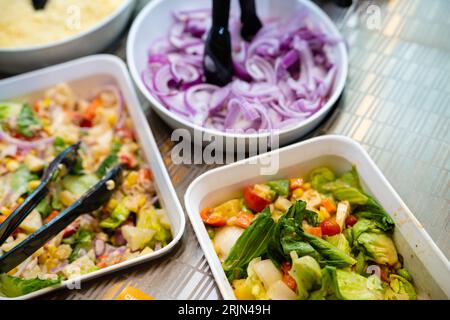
[[32, 0, 47, 10], [203, 0, 233, 87], [0, 165, 123, 274], [0, 142, 80, 246], [239, 0, 262, 42]]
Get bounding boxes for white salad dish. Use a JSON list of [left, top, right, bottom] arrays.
[[184, 135, 450, 300], [0, 0, 135, 74], [0, 54, 186, 299], [127, 0, 348, 147]]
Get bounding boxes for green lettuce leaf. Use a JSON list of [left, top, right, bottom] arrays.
[[17, 104, 41, 138], [0, 274, 61, 298], [223, 208, 276, 281], [266, 179, 289, 197]]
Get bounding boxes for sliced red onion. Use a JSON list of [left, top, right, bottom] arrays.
[[93, 238, 106, 258], [184, 84, 220, 116], [114, 228, 127, 246], [151, 64, 178, 96], [144, 9, 339, 132], [0, 129, 54, 149], [154, 242, 162, 251], [50, 261, 69, 274], [232, 61, 252, 82], [248, 37, 280, 58], [208, 85, 231, 115], [281, 49, 299, 69], [172, 8, 210, 22], [245, 55, 276, 84], [170, 60, 200, 84]]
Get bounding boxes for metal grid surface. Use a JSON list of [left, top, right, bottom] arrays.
[[3, 0, 449, 299]]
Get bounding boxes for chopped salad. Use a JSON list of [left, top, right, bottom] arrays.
[[201, 167, 417, 300], [0, 83, 172, 297]]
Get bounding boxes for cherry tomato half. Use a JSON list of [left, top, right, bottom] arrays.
[[200, 208, 227, 227], [320, 219, 341, 236], [345, 215, 358, 227], [243, 186, 271, 212], [282, 274, 297, 292]]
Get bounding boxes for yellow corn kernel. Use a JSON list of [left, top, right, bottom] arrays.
[[1, 207, 11, 216], [107, 198, 118, 211], [292, 188, 304, 199], [17, 197, 24, 204], [41, 118, 51, 126], [318, 206, 331, 222], [125, 171, 138, 187], [302, 182, 311, 190], [59, 190, 76, 207], [107, 113, 118, 126], [28, 180, 41, 190], [44, 98, 52, 107], [43, 126, 52, 135], [5, 159, 19, 172], [137, 195, 147, 209]]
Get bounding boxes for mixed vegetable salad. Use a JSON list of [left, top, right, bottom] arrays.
[[201, 167, 417, 300], [0, 83, 172, 297]]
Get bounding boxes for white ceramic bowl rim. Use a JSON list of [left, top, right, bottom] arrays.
[[127, 0, 348, 140], [0, 0, 133, 52]]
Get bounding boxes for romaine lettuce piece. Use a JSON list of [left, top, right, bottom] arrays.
[[385, 275, 416, 300], [0, 274, 60, 298], [356, 232, 398, 266], [335, 269, 384, 300], [309, 167, 335, 193], [325, 233, 351, 255], [61, 174, 99, 198], [288, 252, 321, 299], [122, 225, 155, 251]]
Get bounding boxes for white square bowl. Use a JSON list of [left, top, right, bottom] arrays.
[[184, 135, 450, 300], [0, 54, 186, 299]]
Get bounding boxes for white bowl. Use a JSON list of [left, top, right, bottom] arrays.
[[127, 0, 348, 147], [0, 55, 186, 299], [0, 0, 135, 74], [184, 135, 450, 300]]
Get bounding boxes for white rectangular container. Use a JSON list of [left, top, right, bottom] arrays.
[[184, 135, 450, 300], [0, 55, 186, 299]]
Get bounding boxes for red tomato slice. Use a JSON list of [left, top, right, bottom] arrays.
[[200, 208, 227, 227], [243, 186, 271, 212], [320, 219, 341, 236], [234, 212, 254, 229], [345, 215, 358, 227], [282, 273, 297, 292]]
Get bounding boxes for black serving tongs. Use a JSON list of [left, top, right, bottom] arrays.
[[32, 0, 48, 10], [203, 0, 353, 86], [203, 0, 262, 86], [0, 143, 123, 273]]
